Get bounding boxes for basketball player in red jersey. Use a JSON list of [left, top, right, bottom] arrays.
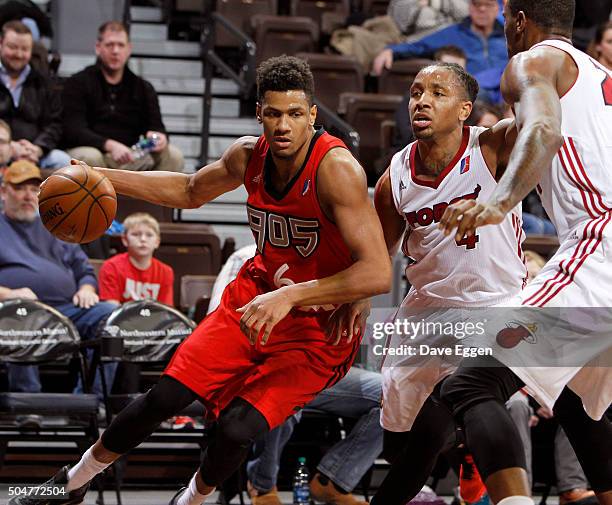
[[437, 1, 612, 505], [11, 56, 391, 505]]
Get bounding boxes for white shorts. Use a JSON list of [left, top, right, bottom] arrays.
[[497, 217, 612, 420], [380, 290, 514, 432]]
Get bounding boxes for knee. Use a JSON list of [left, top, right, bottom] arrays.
[[155, 144, 184, 172], [42, 149, 71, 169], [216, 400, 269, 449], [69, 146, 104, 167], [143, 384, 183, 420], [506, 398, 531, 424]]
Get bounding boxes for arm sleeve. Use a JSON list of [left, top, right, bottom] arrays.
[[158, 265, 174, 306], [66, 245, 98, 290], [98, 261, 122, 301], [62, 75, 108, 150], [33, 81, 63, 153], [143, 80, 166, 134], [387, 26, 452, 59]]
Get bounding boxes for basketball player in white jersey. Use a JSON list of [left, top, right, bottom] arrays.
[[438, 1, 612, 505], [371, 62, 527, 505]]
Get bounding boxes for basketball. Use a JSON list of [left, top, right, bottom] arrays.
[[38, 164, 117, 244]]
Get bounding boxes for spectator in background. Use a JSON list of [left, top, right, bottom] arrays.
[[588, 21, 612, 70], [98, 212, 174, 306], [573, 0, 612, 51], [0, 118, 11, 168], [0, 160, 116, 426], [0, 21, 70, 177], [466, 99, 502, 127], [329, 0, 468, 72], [98, 212, 175, 407], [372, 0, 507, 103], [388, 0, 469, 40], [62, 21, 184, 173]]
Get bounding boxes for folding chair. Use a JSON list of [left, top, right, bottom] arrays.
[[96, 300, 206, 497], [0, 299, 109, 504]]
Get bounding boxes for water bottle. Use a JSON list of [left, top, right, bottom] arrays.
[[293, 457, 310, 505], [131, 133, 159, 159]]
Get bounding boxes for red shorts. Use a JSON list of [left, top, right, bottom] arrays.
[[164, 260, 360, 428]]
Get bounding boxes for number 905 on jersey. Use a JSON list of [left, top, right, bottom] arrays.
[[247, 205, 320, 258]]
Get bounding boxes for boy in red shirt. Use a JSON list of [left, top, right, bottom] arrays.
[[99, 212, 174, 306]]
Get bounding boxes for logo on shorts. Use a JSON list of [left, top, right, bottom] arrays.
[[496, 321, 538, 348]]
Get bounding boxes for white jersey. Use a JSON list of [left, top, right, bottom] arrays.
[[390, 126, 527, 306], [496, 40, 612, 422], [532, 39, 612, 241]]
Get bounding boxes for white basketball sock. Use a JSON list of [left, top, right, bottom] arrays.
[[176, 473, 214, 505], [66, 447, 111, 491], [497, 496, 535, 505]]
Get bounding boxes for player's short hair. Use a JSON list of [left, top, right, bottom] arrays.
[[1, 20, 32, 39], [422, 62, 479, 102], [434, 45, 467, 63], [256, 55, 315, 105], [507, 0, 575, 32], [122, 212, 160, 237], [98, 20, 129, 41], [0, 119, 11, 140]]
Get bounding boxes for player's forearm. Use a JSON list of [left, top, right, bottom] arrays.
[[282, 259, 391, 307], [489, 121, 562, 213], [95, 167, 198, 209]]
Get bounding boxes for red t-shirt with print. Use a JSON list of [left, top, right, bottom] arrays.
[[99, 253, 174, 306]]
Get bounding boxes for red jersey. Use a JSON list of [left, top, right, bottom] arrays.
[[244, 128, 354, 309], [99, 253, 174, 306]]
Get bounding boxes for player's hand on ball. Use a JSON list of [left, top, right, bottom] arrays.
[[326, 299, 371, 346], [73, 285, 99, 309], [237, 290, 293, 346], [438, 199, 506, 242]]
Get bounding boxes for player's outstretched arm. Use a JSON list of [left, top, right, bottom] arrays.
[[439, 49, 564, 240], [83, 136, 256, 209], [237, 149, 391, 345], [374, 167, 406, 256]]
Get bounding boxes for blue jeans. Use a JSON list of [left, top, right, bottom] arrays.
[[39, 149, 71, 170], [7, 301, 117, 400], [247, 367, 383, 492], [522, 212, 556, 235]]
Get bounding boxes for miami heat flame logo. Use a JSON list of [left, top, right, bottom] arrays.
[[496, 321, 538, 348]]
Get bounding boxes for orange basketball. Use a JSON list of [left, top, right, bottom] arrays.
[[38, 164, 117, 244]]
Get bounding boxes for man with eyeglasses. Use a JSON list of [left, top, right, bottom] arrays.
[[372, 0, 507, 103], [0, 160, 117, 429]]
